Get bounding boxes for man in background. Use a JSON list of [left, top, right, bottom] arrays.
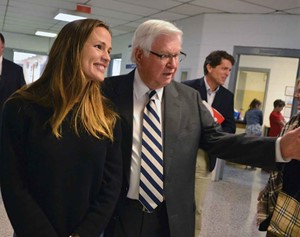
[[183, 50, 236, 236], [0, 33, 25, 181], [0, 33, 26, 115]]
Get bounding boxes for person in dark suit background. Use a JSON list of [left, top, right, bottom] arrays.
[[182, 50, 236, 236], [183, 50, 236, 134], [102, 19, 300, 237], [0, 33, 26, 183], [0, 33, 26, 114]]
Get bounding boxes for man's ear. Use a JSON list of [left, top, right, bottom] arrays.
[[206, 64, 212, 73], [135, 48, 144, 63]]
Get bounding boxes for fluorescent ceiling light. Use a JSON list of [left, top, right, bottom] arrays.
[[54, 9, 87, 22], [35, 31, 57, 38]]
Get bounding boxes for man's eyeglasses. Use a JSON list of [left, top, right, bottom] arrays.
[[147, 50, 187, 62]]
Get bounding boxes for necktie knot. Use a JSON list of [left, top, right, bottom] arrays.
[[149, 90, 156, 100]]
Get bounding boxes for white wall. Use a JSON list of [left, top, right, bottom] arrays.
[[111, 33, 133, 75], [174, 15, 205, 82]]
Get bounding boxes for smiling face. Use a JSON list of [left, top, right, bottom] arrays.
[[206, 58, 233, 90], [135, 33, 181, 90], [81, 26, 112, 82]]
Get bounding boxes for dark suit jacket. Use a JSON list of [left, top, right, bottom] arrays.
[[0, 58, 26, 167], [0, 58, 26, 111], [183, 77, 236, 170], [102, 69, 277, 237], [182, 77, 235, 133]]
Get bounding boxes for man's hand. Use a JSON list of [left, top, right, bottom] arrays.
[[280, 126, 300, 160]]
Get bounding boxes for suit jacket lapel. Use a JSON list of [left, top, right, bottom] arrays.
[[212, 87, 224, 110], [163, 82, 181, 174], [112, 71, 134, 182], [198, 78, 208, 101], [116, 74, 134, 129]]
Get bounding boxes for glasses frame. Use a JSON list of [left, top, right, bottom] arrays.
[[147, 50, 187, 62]]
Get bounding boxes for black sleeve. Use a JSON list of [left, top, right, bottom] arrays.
[[0, 98, 59, 237]]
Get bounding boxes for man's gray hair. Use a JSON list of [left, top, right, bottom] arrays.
[[130, 19, 183, 63]]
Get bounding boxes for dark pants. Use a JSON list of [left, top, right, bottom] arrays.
[[104, 198, 170, 237]]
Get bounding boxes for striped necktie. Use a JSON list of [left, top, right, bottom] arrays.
[[139, 90, 164, 212]]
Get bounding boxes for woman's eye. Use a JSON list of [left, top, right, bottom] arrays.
[[95, 45, 103, 50]]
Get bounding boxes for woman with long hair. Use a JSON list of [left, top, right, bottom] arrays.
[[0, 19, 122, 237]]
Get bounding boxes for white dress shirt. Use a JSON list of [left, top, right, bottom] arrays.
[[127, 70, 164, 200], [203, 76, 219, 106]]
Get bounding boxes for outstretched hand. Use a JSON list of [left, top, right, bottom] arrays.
[[280, 126, 300, 160]]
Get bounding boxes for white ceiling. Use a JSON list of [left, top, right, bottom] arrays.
[[1, 0, 300, 38]]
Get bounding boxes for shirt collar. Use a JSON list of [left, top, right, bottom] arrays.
[[134, 70, 163, 101], [204, 76, 220, 95]]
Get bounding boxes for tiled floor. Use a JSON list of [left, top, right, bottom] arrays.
[[0, 191, 12, 237], [0, 163, 269, 237], [199, 163, 269, 237]]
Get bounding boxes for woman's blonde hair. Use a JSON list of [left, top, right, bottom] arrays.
[[11, 19, 117, 141]]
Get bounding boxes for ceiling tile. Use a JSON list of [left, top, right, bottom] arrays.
[[169, 3, 222, 15], [2, 0, 299, 38], [191, 0, 273, 14]]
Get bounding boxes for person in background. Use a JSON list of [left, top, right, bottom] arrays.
[[0, 33, 26, 175], [0, 19, 122, 237], [0, 33, 26, 114], [244, 98, 263, 136], [244, 98, 263, 170], [183, 50, 236, 134], [102, 19, 300, 237], [257, 78, 300, 237], [0, 33, 26, 184], [269, 99, 286, 137], [182, 50, 236, 236]]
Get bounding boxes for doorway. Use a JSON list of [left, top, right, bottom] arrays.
[[229, 46, 300, 123], [235, 67, 269, 120]]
